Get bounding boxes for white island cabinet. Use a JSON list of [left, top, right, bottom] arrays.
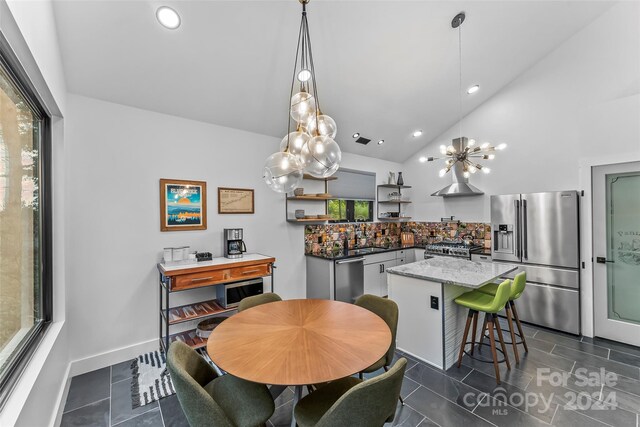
[[387, 256, 516, 370]]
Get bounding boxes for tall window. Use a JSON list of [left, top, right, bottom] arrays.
[[0, 51, 51, 407]]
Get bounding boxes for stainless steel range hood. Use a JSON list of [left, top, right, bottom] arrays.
[[431, 137, 484, 197]]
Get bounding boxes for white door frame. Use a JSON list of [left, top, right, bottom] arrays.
[[579, 153, 640, 338]]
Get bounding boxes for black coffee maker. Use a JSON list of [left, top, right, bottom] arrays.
[[224, 228, 247, 259]]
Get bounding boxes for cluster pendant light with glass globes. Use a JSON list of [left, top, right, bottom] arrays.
[[263, 0, 341, 193], [423, 12, 506, 180]]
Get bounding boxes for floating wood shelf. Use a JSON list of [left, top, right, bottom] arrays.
[[303, 174, 338, 181], [378, 200, 412, 204], [287, 218, 330, 223], [378, 184, 412, 189], [377, 217, 412, 221], [166, 299, 235, 325], [287, 195, 332, 201]]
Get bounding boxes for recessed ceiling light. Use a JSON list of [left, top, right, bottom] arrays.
[[467, 85, 480, 94], [377, 140, 384, 145], [352, 132, 360, 138], [156, 6, 181, 29], [413, 130, 423, 138]]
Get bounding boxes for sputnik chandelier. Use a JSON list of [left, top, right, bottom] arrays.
[[263, 0, 341, 193], [424, 12, 506, 179]]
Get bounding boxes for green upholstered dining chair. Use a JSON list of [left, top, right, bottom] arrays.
[[294, 358, 407, 427], [353, 294, 403, 402], [167, 341, 274, 427], [238, 292, 282, 312]]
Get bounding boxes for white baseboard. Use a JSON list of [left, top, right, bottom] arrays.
[[51, 363, 71, 427], [50, 339, 158, 426], [69, 339, 158, 378]]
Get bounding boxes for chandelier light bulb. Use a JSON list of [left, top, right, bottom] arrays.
[[279, 130, 310, 156], [482, 167, 491, 174], [439, 168, 447, 177], [439, 145, 447, 155], [496, 143, 507, 150], [419, 156, 427, 163], [447, 145, 455, 153], [481, 142, 491, 149], [468, 139, 476, 146], [463, 171, 471, 178], [488, 154, 495, 160], [263, 151, 304, 193], [306, 114, 337, 139], [297, 69, 312, 82], [290, 91, 317, 124], [301, 135, 342, 178], [469, 165, 477, 173]]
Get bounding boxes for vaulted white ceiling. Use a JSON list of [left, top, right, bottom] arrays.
[[53, 0, 613, 162]]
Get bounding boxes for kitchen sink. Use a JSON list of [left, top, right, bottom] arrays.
[[347, 247, 385, 255]]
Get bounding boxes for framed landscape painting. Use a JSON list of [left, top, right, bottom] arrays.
[[160, 179, 207, 231]]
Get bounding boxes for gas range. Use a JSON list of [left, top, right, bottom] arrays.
[[424, 242, 482, 259]]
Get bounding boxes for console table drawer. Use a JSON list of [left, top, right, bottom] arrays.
[[173, 269, 232, 290], [231, 264, 271, 280]]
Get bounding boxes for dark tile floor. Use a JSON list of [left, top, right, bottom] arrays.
[[61, 321, 640, 426]]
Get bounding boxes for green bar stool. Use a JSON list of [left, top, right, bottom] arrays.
[[477, 272, 528, 364], [454, 279, 512, 384]]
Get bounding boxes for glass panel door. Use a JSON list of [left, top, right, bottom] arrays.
[[606, 172, 640, 324], [593, 161, 640, 346]]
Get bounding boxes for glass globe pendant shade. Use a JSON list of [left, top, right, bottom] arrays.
[[279, 130, 310, 156], [306, 114, 337, 139], [290, 91, 317, 124], [263, 151, 304, 193], [301, 135, 342, 178]]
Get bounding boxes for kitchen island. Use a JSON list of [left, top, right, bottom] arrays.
[[386, 256, 516, 370]]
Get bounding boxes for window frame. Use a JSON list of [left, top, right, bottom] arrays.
[[0, 47, 53, 410], [327, 199, 374, 223]]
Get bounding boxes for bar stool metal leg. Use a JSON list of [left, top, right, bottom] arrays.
[[505, 303, 520, 364]]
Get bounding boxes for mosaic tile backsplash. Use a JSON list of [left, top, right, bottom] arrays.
[[304, 221, 491, 255]]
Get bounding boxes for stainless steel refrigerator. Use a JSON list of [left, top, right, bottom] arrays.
[[491, 191, 580, 334]]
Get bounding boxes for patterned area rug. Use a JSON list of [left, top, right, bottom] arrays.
[[131, 351, 175, 408]]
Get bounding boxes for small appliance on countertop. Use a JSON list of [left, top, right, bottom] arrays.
[[224, 228, 247, 259]]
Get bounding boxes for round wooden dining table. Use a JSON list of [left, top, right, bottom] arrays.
[[207, 298, 392, 427]]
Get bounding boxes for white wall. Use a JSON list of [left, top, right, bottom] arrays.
[[64, 93, 402, 367], [0, 0, 69, 426], [402, 2, 640, 338]]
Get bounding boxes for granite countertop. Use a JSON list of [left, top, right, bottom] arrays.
[[471, 247, 492, 256], [305, 244, 424, 261], [386, 256, 516, 288]]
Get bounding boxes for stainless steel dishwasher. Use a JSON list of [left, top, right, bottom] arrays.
[[334, 257, 365, 303]]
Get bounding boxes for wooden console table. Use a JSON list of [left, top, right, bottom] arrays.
[[157, 253, 276, 353]]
